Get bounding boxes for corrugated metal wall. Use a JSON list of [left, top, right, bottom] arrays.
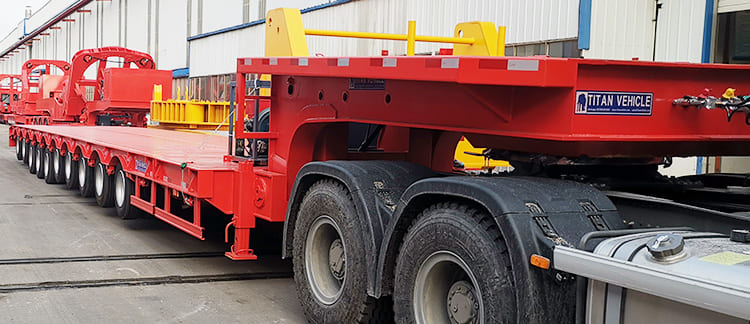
[[189, 0, 579, 76], [583, 0, 705, 63], [189, 27, 265, 77], [719, 0, 750, 12], [654, 0, 705, 63]]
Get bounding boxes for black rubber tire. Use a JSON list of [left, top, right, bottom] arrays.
[[78, 157, 95, 197], [15, 138, 22, 160], [53, 149, 65, 183], [393, 203, 515, 324], [29, 145, 38, 174], [44, 149, 57, 184], [114, 166, 140, 219], [23, 140, 30, 166], [94, 161, 115, 207], [64, 152, 79, 190], [292, 180, 390, 324], [35, 146, 46, 179]]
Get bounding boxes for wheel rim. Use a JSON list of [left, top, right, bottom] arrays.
[[65, 153, 73, 180], [78, 158, 87, 187], [305, 215, 346, 305], [53, 151, 60, 174], [414, 251, 484, 324], [36, 148, 42, 173], [43, 150, 50, 173], [95, 163, 105, 196], [115, 170, 126, 207]]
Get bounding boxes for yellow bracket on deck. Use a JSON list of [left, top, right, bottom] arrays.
[[150, 85, 231, 131], [265, 8, 505, 57], [261, 8, 509, 171]]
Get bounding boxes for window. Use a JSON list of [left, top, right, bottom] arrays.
[[715, 10, 750, 64], [504, 39, 580, 58], [188, 73, 236, 101]]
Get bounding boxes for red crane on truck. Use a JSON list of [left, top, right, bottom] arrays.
[[7, 9, 750, 324]]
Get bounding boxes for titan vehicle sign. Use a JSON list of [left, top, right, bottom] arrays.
[[575, 91, 653, 116]]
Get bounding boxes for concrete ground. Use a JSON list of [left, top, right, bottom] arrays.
[[0, 124, 305, 323]]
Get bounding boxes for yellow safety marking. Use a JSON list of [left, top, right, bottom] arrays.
[[699, 251, 750, 265], [454, 137, 510, 170]]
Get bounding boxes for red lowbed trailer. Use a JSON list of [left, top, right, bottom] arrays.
[[7, 10, 750, 324]]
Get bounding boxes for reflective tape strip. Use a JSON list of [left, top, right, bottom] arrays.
[[441, 58, 459, 69], [383, 58, 397, 67]]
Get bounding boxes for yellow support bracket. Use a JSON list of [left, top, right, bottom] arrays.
[[150, 85, 231, 131], [264, 8, 505, 57]]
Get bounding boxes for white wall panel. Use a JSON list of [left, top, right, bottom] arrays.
[[718, 0, 750, 13], [654, 0, 705, 63], [126, 0, 149, 52], [583, 0, 655, 60], [584, 0, 705, 63], [157, 0, 188, 69], [189, 26, 264, 76], [202, 0, 243, 32], [189, 0, 579, 75], [100, 0, 121, 47], [82, 10, 98, 49], [303, 0, 578, 56]]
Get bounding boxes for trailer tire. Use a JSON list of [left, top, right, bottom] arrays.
[[29, 144, 38, 174], [44, 149, 57, 184], [114, 166, 140, 219], [36, 146, 46, 179], [23, 140, 30, 165], [78, 157, 95, 197], [393, 203, 515, 324], [15, 138, 22, 160], [94, 161, 115, 207], [64, 152, 79, 190], [53, 149, 65, 183], [292, 180, 388, 324]]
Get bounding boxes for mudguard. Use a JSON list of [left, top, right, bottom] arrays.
[[283, 160, 437, 295], [377, 176, 624, 323]]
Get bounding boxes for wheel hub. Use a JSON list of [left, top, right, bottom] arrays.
[[36, 149, 42, 173], [78, 159, 86, 186], [65, 154, 72, 179], [328, 238, 346, 281], [305, 215, 346, 305], [115, 171, 125, 207], [447, 281, 478, 324], [95, 164, 104, 195], [54, 153, 60, 174]]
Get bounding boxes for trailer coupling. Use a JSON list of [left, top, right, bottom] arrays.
[[673, 88, 750, 124]]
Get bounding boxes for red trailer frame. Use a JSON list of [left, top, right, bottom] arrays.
[[10, 55, 750, 261], [0, 74, 21, 123], [7, 47, 171, 126], [9, 60, 71, 125]]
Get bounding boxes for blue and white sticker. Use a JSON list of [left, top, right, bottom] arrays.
[[135, 159, 149, 173], [575, 91, 653, 116]]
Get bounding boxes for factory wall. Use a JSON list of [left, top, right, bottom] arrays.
[[583, 0, 705, 62], [189, 0, 579, 77]]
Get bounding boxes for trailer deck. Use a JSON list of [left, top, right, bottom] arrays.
[[11, 125, 250, 245], [18, 125, 233, 171]]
